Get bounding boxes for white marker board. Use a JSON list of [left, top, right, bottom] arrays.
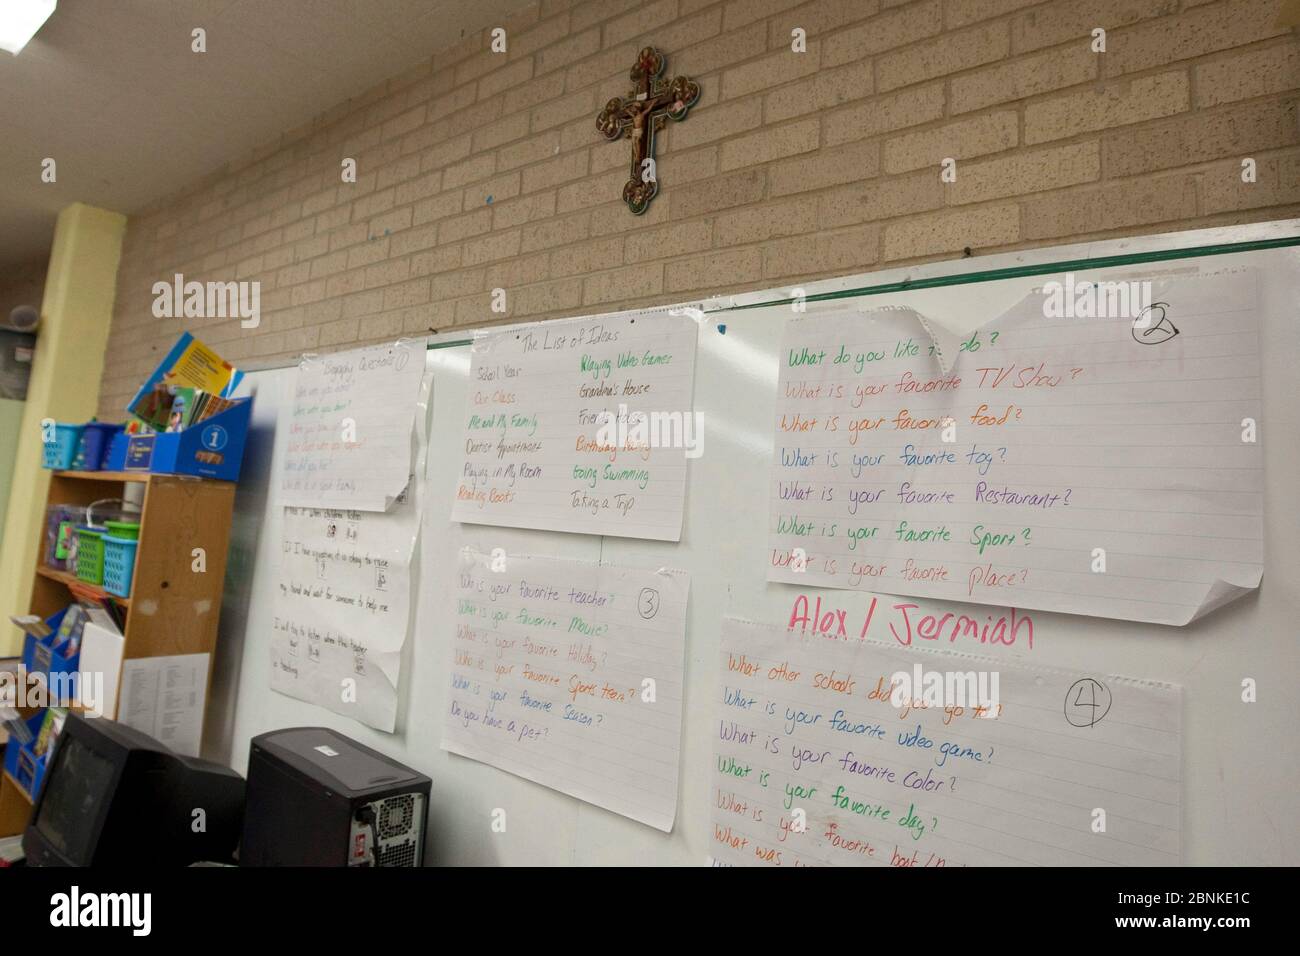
[[207, 221, 1300, 865]]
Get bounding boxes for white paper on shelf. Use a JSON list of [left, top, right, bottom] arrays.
[[119, 653, 210, 757], [78, 622, 125, 720]]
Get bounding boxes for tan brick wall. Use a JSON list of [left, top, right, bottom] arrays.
[[98, 0, 1300, 416]]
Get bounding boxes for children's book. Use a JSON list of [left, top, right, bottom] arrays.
[[66, 588, 124, 642], [126, 333, 242, 429], [2, 716, 33, 747], [33, 707, 67, 758], [194, 391, 236, 424], [51, 605, 84, 653], [8, 615, 49, 640], [165, 387, 196, 432]]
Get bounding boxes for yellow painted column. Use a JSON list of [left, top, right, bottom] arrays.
[[0, 203, 125, 655]]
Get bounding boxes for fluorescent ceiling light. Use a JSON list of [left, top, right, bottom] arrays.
[[0, 0, 57, 55]]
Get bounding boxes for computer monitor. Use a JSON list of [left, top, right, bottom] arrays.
[[23, 713, 245, 866]]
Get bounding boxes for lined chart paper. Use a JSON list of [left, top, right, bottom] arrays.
[[281, 338, 427, 511], [450, 311, 699, 541], [270, 480, 420, 732], [442, 549, 690, 831], [766, 269, 1264, 625], [711, 617, 1181, 867]]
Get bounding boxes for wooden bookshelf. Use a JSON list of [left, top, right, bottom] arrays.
[[49, 470, 152, 483], [35, 565, 131, 608], [0, 769, 30, 837], [0, 469, 236, 836]]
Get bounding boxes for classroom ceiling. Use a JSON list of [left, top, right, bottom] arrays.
[[0, 0, 536, 271]]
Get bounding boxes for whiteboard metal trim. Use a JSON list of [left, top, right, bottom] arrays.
[[236, 217, 1300, 364]]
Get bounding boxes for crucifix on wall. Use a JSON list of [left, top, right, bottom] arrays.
[[596, 47, 700, 215]]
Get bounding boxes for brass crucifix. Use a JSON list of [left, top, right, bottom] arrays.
[[596, 47, 700, 215]]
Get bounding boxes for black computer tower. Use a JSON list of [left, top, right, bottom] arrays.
[[239, 727, 431, 867]]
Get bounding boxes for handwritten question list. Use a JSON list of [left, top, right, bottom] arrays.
[[767, 272, 1263, 625], [442, 549, 690, 831], [282, 339, 426, 511], [711, 617, 1181, 867]]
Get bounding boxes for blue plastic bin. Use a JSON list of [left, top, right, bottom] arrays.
[[72, 421, 123, 471], [41, 423, 84, 470], [21, 607, 80, 686], [101, 535, 139, 597], [7, 608, 81, 801], [3, 711, 50, 800], [105, 395, 252, 482]]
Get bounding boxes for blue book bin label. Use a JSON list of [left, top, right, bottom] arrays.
[[125, 435, 155, 470]]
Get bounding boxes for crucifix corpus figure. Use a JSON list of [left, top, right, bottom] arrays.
[[596, 46, 700, 215]]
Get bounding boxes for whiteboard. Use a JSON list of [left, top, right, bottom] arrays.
[[207, 220, 1300, 865]]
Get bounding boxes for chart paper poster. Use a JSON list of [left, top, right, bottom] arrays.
[[281, 338, 427, 511], [711, 617, 1181, 867], [767, 270, 1263, 625], [450, 311, 699, 541], [442, 549, 690, 831], [270, 480, 419, 732]]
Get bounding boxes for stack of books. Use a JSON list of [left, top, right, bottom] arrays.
[[125, 333, 243, 434]]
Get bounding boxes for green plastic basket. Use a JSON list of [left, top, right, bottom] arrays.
[[75, 526, 107, 585], [104, 519, 141, 541]]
